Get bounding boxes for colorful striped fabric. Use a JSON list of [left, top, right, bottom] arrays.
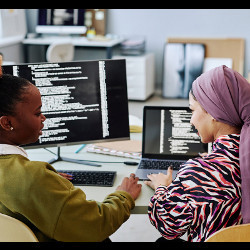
[[148, 134, 242, 242]]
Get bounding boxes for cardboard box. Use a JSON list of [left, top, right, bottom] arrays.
[[167, 38, 245, 75]]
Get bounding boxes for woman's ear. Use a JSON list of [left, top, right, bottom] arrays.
[[208, 113, 216, 122], [0, 116, 13, 131], [211, 117, 218, 123]]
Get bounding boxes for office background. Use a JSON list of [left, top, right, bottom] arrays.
[[1, 9, 248, 241], [1, 9, 250, 93]]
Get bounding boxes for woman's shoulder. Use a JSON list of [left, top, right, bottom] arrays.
[[176, 151, 241, 190], [6, 154, 73, 189], [179, 157, 207, 172], [10, 154, 56, 172], [177, 155, 219, 182]]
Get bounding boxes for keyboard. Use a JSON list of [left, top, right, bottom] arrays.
[[138, 159, 183, 170], [58, 170, 117, 187]]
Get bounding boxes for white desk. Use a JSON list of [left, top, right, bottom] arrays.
[[23, 36, 124, 62], [0, 35, 25, 48], [26, 134, 154, 214]]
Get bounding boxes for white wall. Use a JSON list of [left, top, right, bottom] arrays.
[[106, 9, 250, 90], [0, 43, 24, 63], [22, 9, 250, 91], [0, 9, 27, 64]]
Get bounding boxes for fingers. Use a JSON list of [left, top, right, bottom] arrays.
[[116, 173, 142, 200], [167, 165, 173, 176], [144, 180, 154, 189], [146, 165, 173, 178], [144, 166, 173, 190], [130, 173, 136, 179], [129, 173, 139, 182], [58, 172, 73, 180]]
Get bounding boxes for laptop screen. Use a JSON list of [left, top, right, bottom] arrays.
[[142, 106, 207, 160]]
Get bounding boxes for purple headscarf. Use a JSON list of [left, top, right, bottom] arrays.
[[192, 65, 250, 224]]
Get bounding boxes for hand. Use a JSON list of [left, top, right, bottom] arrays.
[[144, 166, 173, 190], [116, 173, 142, 200], [58, 172, 73, 181]]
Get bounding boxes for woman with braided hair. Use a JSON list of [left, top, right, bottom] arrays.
[[0, 56, 141, 242]]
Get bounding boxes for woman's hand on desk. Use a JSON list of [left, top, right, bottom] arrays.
[[116, 173, 142, 200], [58, 172, 73, 181], [144, 166, 173, 191]]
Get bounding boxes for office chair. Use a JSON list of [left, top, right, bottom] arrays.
[[0, 213, 38, 242], [205, 223, 250, 242], [46, 41, 75, 62]]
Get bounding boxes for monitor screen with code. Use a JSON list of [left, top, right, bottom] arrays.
[[2, 59, 130, 149]]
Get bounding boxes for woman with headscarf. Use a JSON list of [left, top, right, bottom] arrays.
[[144, 65, 250, 242]]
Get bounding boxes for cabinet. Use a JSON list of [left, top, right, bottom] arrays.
[[113, 53, 155, 100]]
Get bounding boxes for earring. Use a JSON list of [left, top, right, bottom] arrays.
[[10, 127, 13, 131]]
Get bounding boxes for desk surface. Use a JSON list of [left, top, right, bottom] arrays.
[[23, 36, 124, 48], [26, 134, 153, 214]]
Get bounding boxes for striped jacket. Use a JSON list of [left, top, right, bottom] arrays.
[[148, 134, 242, 242]]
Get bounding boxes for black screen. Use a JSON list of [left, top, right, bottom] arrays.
[[143, 106, 207, 159], [2, 60, 130, 149], [38, 9, 85, 26]]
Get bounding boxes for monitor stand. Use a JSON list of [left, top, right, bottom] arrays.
[[45, 146, 101, 167]]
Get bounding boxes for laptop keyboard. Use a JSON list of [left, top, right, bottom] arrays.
[[58, 170, 116, 187], [138, 159, 182, 170]]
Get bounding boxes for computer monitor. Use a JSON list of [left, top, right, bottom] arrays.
[[2, 59, 130, 165], [36, 9, 87, 35]]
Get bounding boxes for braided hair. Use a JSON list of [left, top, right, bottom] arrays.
[[0, 74, 31, 116]]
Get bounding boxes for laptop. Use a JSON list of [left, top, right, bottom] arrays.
[[135, 106, 208, 180]]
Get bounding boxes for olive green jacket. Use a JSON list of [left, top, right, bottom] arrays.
[[0, 154, 135, 242]]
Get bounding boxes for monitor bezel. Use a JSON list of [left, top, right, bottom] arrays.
[[35, 25, 87, 35], [36, 9, 87, 36], [2, 59, 130, 150]]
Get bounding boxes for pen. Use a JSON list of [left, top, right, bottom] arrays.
[[75, 144, 86, 154]]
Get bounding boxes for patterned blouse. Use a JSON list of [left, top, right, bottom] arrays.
[[148, 134, 242, 242]]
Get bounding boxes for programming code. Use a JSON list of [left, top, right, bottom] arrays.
[[161, 109, 201, 154], [144, 108, 204, 157], [3, 60, 129, 148]]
